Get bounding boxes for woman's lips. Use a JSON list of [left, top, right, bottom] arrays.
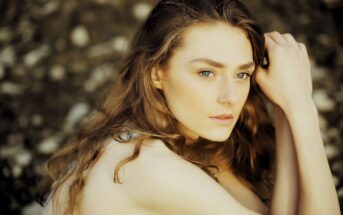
[[209, 115, 234, 125]]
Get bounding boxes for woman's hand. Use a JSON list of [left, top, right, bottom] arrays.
[[255, 32, 313, 110], [257, 33, 340, 215]]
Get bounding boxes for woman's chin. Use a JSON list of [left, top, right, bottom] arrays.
[[201, 132, 232, 142]]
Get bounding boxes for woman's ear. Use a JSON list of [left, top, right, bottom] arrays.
[[151, 66, 164, 90]]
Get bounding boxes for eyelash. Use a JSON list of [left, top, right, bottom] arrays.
[[197, 70, 251, 79]]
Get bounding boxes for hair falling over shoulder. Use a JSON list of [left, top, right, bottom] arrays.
[[36, 0, 275, 214]]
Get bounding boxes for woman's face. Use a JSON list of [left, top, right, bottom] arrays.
[[152, 22, 255, 142]]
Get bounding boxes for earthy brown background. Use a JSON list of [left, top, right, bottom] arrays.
[[0, 0, 342, 214]]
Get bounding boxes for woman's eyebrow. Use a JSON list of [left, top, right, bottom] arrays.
[[189, 58, 255, 70]]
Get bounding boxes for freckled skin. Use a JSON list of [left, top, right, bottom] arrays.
[[152, 23, 254, 142]]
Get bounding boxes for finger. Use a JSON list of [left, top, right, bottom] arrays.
[[264, 35, 278, 62], [266, 31, 287, 46], [264, 34, 278, 49], [297, 42, 308, 57], [255, 65, 267, 85], [298, 42, 311, 66], [282, 33, 298, 47]]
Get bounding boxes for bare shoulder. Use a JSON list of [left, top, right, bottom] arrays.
[[122, 138, 262, 215], [42, 138, 264, 215]]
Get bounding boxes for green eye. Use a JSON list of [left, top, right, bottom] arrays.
[[198, 70, 214, 78], [236, 72, 251, 79]]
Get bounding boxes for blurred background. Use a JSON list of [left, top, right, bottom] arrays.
[[0, 0, 342, 214]]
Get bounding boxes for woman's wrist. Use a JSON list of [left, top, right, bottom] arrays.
[[281, 96, 318, 119], [281, 96, 322, 147]]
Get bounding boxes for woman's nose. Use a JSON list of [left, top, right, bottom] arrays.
[[217, 80, 238, 105]]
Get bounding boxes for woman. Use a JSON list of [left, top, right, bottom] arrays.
[[37, 0, 340, 214]]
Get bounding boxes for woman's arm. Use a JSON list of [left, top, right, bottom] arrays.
[[256, 31, 340, 215], [283, 98, 340, 215], [125, 139, 263, 215], [269, 105, 299, 215]]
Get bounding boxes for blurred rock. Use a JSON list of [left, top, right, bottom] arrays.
[[322, 0, 342, 8], [311, 64, 327, 82], [84, 81, 97, 92], [318, 114, 329, 131], [17, 19, 35, 43], [70, 26, 90, 47], [49, 64, 66, 81], [93, 0, 122, 6], [12, 164, 23, 178], [338, 187, 343, 199], [317, 33, 332, 47], [327, 128, 340, 144], [0, 82, 23, 95], [0, 27, 12, 43], [325, 143, 341, 160], [34, 162, 47, 176], [18, 115, 29, 128], [87, 42, 115, 58], [298, 13, 310, 26], [313, 89, 336, 112], [55, 38, 68, 51], [6, 133, 24, 146], [23, 45, 50, 67], [32, 67, 46, 80], [14, 150, 32, 167], [132, 2, 153, 20], [84, 64, 114, 92], [94, 0, 108, 4], [63, 103, 90, 132], [70, 61, 88, 73], [2, 165, 11, 178], [0, 145, 23, 158], [112, 36, 129, 53], [333, 175, 340, 187], [37, 136, 62, 155], [0, 63, 5, 79], [32, 1, 60, 16], [336, 48, 343, 69], [13, 65, 26, 77], [0, 46, 15, 65], [31, 114, 44, 127], [334, 85, 343, 103], [332, 160, 343, 177]]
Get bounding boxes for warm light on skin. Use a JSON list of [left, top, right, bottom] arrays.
[[152, 22, 255, 143]]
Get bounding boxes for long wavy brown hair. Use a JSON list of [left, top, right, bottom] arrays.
[[37, 0, 275, 214]]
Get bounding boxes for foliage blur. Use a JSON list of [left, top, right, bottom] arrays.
[[0, 0, 342, 214]]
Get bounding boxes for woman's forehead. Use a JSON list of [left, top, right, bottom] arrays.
[[171, 23, 253, 67]]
